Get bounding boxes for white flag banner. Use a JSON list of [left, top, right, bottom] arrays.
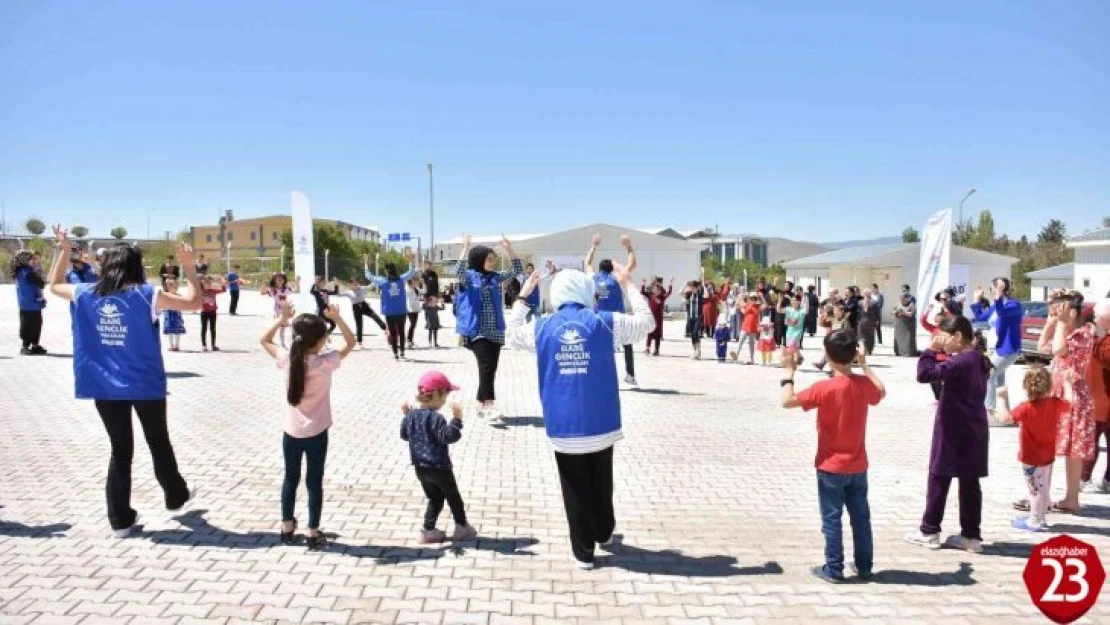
[[291, 190, 317, 313], [915, 208, 952, 313]]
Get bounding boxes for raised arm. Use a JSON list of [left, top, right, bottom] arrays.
[[916, 336, 955, 384], [47, 225, 75, 301], [610, 264, 656, 346], [620, 234, 637, 275], [158, 243, 204, 312], [433, 411, 463, 445], [260, 300, 295, 359], [584, 234, 600, 276], [506, 271, 541, 352], [968, 286, 994, 323]]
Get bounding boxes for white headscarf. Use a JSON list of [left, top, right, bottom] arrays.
[[550, 270, 597, 310]]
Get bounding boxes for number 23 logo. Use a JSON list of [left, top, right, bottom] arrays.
[[1042, 558, 1089, 603]]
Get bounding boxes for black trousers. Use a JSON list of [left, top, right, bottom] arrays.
[[469, 338, 502, 402], [555, 446, 616, 564], [352, 302, 386, 343], [385, 315, 407, 356], [622, 344, 635, 378], [407, 312, 419, 344], [415, 467, 467, 530], [920, 473, 982, 541], [200, 311, 217, 346], [19, 311, 43, 348], [94, 399, 190, 530], [229, 290, 240, 315], [876, 322, 884, 344]]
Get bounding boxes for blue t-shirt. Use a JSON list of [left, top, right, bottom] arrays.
[[227, 272, 240, 292], [593, 272, 625, 313]]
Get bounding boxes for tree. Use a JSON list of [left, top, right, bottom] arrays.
[[1037, 219, 1066, 245], [1103, 216, 1110, 229], [951, 218, 975, 246], [25, 217, 46, 237], [901, 227, 920, 243], [969, 210, 997, 250], [71, 226, 89, 239], [110, 227, 128, 240]]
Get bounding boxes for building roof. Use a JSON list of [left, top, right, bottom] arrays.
[[436, 234, 545, 245], [782, 242, 1018, 269], [1025, 262, 1074, 280], [1067, 227, 1110, 246]]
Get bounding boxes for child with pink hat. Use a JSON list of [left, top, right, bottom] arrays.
[[401, 371, 478, 543]]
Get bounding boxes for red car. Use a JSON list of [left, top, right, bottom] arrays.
[[1021, 300, 1095, 361]]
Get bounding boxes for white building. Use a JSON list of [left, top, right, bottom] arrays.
[[1067, 228, 1110, 301], [1026, 263, 1074, 302], [782, 243, 1018, 309]]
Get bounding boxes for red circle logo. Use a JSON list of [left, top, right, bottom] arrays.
[[1024, 534, 1105, 623]]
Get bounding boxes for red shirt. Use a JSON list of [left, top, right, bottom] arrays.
[[1090, 335, 1110, 423], [798, 374, 882, 474], [741, 303, 760, 334], [1012, 397, 1070, 466], [201, 287, 225, 313]]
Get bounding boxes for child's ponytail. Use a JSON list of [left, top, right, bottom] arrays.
[[287, 313, 329, 406]]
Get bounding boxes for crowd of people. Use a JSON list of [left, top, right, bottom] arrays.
[[8, 224, 1110, 582]]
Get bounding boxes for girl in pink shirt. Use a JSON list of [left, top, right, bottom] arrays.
[[261, 301, 356, 551]]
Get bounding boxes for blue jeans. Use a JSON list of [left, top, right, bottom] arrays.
[[817, 470, 873, 578], [986, 351, 1020, 411], [282, 429, 329, 529]]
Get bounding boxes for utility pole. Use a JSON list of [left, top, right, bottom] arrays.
[[427, 163, 435, 261]]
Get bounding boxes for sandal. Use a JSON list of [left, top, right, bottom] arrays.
[[1013, 499, 1030, 511], [280, 518, 297, 545], [1049, 502, 1080, 515]]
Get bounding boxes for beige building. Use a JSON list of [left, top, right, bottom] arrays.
[[189, 214, 380, 258]]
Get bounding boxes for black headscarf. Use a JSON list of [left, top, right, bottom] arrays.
[[468, 245, 494, 275]]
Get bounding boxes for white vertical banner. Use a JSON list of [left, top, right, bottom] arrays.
[[291, 190, 317, 313], [915, 208, 952, 308]]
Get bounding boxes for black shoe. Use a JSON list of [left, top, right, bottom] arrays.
[[280, 519, 297, 545], [20, 347, 32, 355], [850, 563, 873, 581], [29, 345, 47, 355], [811, 565, 844, 584], [306, 533, 329, 551]]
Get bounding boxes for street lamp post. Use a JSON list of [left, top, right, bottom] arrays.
[[324, 249, 331, 282], [958, 188, 976, 225], [280, 245, 286, 275], [427, 163, 435, 260]]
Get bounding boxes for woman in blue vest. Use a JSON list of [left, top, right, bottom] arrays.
[[46, 225, 203, 537], [11, 250, 48, 355], [364, 249, 417, 360], [455, 235, 523, 417], [585, 233, 639, 386], [507, 265, 655, 569]]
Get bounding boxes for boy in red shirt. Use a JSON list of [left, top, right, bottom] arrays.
[[998, 366, 1070, 531], [782, 330, 885, 582]]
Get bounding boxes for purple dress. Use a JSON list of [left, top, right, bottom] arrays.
[[917, 349, 990, 478]]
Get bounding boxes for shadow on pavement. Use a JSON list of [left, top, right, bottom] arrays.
[[981, 541, 1034, 559], [166, 371, 203, 379], [599, 537, 782, 577], [1047, 523, 1110, 538], [621, 388, 705, 396], [142, 509, 281, 549], [868, 562, 975, 586], [44, 353, 74, 359], [342, 536, 540, 563], [1068, 504, 1110, 520], [490, 416, 544, 429], [0, 519, 71, 538]]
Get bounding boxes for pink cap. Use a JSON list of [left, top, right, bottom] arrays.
[[418, 371, 460, 394]]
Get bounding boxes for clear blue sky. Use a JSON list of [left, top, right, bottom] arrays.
[[2, 0, 1107, 244]]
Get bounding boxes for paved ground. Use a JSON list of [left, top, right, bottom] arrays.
[[1, 286, 1109, 624]]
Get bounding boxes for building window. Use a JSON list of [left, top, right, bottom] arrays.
[[206, 234, 212, 243], [1084, 278, 1091, 288], [273, 232, 279, 241], [250, 231, 257, 241]]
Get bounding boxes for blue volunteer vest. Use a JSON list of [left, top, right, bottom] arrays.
[[535, 304, 621, 439], [593, 272, 624, 313], [380, 278, 407, 316], [455, 270, 507, 338], [524, 279, 540, 308], [72, 283, 166, 400]]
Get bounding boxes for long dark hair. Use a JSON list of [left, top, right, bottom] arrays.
[[384, 262, 399, 281], [269, 273, 288, 289], [95, 246, 146, 297], [287, 313, 329, 406]]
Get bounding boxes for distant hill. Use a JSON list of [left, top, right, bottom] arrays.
[[767, 238, 830, 265], [819, 236, 902, 250]]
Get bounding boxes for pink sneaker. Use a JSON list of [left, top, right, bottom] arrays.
[[419, 528, 447, 544], [451, 524, 477, 542]]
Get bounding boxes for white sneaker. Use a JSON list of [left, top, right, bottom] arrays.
[[904, 531, 941, 550], [113, 516, 140, 538], [944, 535, 983, 554], [623, 375, 638, 386], [574, 557, 595, 571], [168, 487, 197, 514]]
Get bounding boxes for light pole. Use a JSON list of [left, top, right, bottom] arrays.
[[280, 245, 286, 275], [958, 188, 976, 225], [324, 249, 331, 282], [427, 163, 435, 260]]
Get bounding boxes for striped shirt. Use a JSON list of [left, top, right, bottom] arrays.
[[455, 259, 524, 344]]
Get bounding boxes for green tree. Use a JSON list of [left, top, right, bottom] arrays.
[[901, 227, 920, 243], [969, 210, 997, 250], [278, 223, 409, 280], [1037, 219, 1066, 244], [951, 218, 975, 246], [110, 227, 128, 240], [71, 225, 89, 239], [24, 217, 46, 237]]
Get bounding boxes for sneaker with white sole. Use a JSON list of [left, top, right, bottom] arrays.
[[113, 516, 140, 538], [904, 531, 942, 550], [574, 557, 595, 571], [419, 528, 447, 544], [168, 487, 197, 514], [623, 375, 638, 386], [944, 535, 983, 554]]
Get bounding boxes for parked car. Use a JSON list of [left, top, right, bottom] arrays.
[[1021, 300, 1094, 361]]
